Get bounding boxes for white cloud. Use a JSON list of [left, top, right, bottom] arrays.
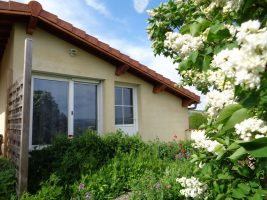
[[133, 0, 150, 13], [84, 0, 110, 17]]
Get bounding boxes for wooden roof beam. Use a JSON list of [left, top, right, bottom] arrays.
[[26, 16, 38, 34], [182, 98, 195, 107], [26, 1, 42, 35], [153, 83, 167, 94], [115, 64, 130, 76]]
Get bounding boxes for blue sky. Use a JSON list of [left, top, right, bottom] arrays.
[[6, 0, 205, 109]]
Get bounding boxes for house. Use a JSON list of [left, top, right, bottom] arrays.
[[0, 0, 199, 193]]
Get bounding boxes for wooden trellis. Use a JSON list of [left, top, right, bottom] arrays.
[[6, 39, 32, 195]]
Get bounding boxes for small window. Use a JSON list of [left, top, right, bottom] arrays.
[[115, 87, 134, 125]]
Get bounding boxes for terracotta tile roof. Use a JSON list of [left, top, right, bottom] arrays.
[[0, 0, 200, 106]]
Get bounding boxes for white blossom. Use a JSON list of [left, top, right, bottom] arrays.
[[212, 20, 267, 90], [176, 177, 207, 198], [146, 9, 156, 17], [235, 117, 267, 141], [191, 130, 223, 153], [196, 0, 243, 14], [164, 32, 203, 58], [206, 89, 236, 117], [207, 69, 233, 90]]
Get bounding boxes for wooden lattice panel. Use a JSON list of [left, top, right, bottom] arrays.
[[7, 79, 24, 192], [5, 39, 32, 196]]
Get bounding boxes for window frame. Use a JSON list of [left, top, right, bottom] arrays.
[[29, 75, 103, 149], [114, 84, 138, 129]]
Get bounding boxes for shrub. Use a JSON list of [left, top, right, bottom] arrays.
[[189, 111, 207, 129], [0, 157, 16, 200], [72, 146, 168, 199], [20, 175, 63, 200], [28, 131, 145, 198], [157, 139, 195, 161]]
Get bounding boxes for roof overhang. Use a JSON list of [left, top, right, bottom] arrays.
[[0, 1, 200, 106]]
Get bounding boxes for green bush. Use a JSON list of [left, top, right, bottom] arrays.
[[27, 131, 194, 199], [71, 146, 168, 199], [189, 111, 207, 129], [0, 157, 16, 200], [157, 140, 195, 161], [20, 175, 63, 200], [28, 131, 145, 198]]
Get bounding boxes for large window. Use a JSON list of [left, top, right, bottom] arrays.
[[31, 77, 100, 146], [115, 87, 134, 125], [32, 79, 68, 145]]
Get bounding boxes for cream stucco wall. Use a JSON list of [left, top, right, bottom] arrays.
[[3, 23, 189, 142]]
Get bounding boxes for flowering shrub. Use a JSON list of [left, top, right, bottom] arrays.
[[176, 177, 207, 198], [148, 0, 267, 198]]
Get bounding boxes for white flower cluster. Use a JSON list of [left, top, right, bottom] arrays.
[[176, 177, 208, 198], [164, 32, 203, 58], [191, 130, 222, 153], [207, 69, 233, 90], [235, 117, 267, 141], [206, 89, 236, 117], [193, 0, 243, 14], [180, 69, 208, 87], [212, 20, 267, 90]]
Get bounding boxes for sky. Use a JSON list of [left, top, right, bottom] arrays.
[[5, 0, 205, 109]]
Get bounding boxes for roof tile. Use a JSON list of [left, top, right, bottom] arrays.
[[40, 10, 58, 23], [9, 1, 29, 12], [57, 19, 72, 31], [73, 28, 86, 39], [0, 1, 8, 10]]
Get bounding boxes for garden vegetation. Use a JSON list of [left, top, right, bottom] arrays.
[[147, 0, 267, 198]]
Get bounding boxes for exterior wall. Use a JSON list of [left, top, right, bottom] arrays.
[[0, 27, 15, 152], [10, 23, 189, 142]]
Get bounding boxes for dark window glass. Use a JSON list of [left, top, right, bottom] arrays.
[[115, 106, 123, 124], [124, 107, 133, 124], [32, 78, 68, 145], [115, 87, 123, 105], [115, 86, 134, 125], [74, 83, 97, 135], [123, 88, 133, 106]]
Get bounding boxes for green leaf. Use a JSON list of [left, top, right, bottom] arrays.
[[189, 23, 202, 36], [227, 142, 240, 151], [222, 108, 251, 132], [216, 194, 226, 200], [239, 137, 267, 157], [189, 51, 198, 63], [229, 147, 247, 160], [232, 188, 246, 199], [217, 173, 234, 180], [202, 56, 210, 71], [217, 104, 243, 123], [238, 183, 250, 195]]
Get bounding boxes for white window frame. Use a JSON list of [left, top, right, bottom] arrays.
[[29, 75, 103, 149], [115, 84, 138, 133]]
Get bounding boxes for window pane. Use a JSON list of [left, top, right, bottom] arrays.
[[115, 87, 123, 105], [32, 78, 68, 145], [123, 88, 133, 106], [74, 83, 97, 135], [124, 107, 133, 124], [115, 106, 123, 124]]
